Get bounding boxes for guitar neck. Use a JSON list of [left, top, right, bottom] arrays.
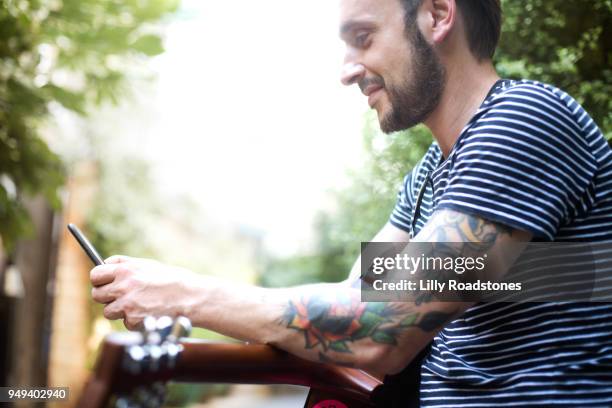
[[175, 340, 382, 402], [79, 333, 385, 407]]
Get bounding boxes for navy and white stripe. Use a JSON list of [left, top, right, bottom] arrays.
[[390, 79, 612, 407]]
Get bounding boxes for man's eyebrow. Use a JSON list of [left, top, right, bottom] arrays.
[[339, 20, 376, 38]]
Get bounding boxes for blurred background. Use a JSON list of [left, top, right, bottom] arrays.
[[0, 0, 609, 406]]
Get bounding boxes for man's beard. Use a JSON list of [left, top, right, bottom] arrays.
[[380, 28, 446, 133]]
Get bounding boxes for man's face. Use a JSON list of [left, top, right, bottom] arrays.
[[339, 0, 445, 133]]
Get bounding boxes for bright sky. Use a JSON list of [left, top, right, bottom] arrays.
[[142, 0, 369, 255]]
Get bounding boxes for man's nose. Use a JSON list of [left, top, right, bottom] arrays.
[[341, 62, 365, 86]]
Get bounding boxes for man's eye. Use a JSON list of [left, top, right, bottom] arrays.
[[355, 33, 370, 47]]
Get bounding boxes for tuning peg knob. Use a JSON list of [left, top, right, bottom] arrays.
[[142, 316, 161, 345], [169, 316, 192, 341], [124, 345, 147, 375], [143, 316, 157, 333], [156, 316, 174, 341]]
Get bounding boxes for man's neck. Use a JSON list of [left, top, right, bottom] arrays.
[[424, 59, 500, 158]]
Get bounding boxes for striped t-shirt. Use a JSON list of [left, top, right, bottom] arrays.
[[389, 79, 612, 407]]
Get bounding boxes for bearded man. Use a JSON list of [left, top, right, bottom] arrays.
[[90, 0, 612, 406]]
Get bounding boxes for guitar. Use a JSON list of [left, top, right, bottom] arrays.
[[77, 316, 387, 408]]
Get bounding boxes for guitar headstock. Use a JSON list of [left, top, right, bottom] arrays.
[[78, 316, 192, 408], [80, 316, 385, 408]]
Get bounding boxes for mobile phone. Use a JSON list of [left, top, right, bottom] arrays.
[[67, 223, 105, 266]]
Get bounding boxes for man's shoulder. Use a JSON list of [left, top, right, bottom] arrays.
[[482, 79, 579, 119], [466, 78, 602, 149], [492, 78, 563, 97]]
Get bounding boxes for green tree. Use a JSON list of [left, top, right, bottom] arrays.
[[0, 0, 179, 251], [498, 0, 611, 139]]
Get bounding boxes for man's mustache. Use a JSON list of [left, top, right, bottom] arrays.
[[359, 76, 385, 93]]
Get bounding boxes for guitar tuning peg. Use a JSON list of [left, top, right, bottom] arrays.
[[143, 316, 157, 333], [151, 382, 167, 402], [115, 396, 138, 408], [169, 316, 192, 341], [142, 316, 161, 345], [165, 343, 181, 368], [156, 316, 174, 341], [134, 385, 162, 408], [124, 345, 147, 375], [148, 344, 163, 372]]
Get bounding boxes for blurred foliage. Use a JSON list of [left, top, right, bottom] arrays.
[[262, 0, 611, 287], [165, 382, 229, 407], [261, 118, 433, 286], [84, 128, 238, 404], [86, 155, 162, 260], [0, 0, 179, 251], [497, 0, 611, 140], [84, 150, 233, 406]]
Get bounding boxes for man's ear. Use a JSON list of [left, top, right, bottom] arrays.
[[419, 0, 456, 44]]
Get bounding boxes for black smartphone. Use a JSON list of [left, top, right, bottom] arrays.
[[67, 223, 105, 266]]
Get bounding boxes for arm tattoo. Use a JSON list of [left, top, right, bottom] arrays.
[[419, 210, 514, 248], [282, 210, 513, 362], [411, 210, 518, 303], [281, 292, 456, 362]]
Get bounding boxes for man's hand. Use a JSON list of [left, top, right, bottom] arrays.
[[90, 256, 204, 330]]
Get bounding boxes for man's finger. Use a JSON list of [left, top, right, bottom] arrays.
[[90, 264, 118, 287], [123, 317, 143, 331], [103, 301, 124, 320], [91, 286, 116, 304], [105, 255, 132, 264]]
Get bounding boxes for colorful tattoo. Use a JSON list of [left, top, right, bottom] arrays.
[[410, 210, 518, 303], [283, 210, 514, 360], [418, 210, 514, 248], [282, 292, 455, 360]]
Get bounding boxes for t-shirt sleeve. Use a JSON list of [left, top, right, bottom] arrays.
[[389, 171, 415, 234], [435, 85, 597, 240]]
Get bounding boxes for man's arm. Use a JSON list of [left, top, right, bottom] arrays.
[[90, 209, 531, 375], [345, 221, 411, 283]]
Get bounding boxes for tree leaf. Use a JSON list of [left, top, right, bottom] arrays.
[[43, 85, 86, 115], [130, 34, 164, 56]]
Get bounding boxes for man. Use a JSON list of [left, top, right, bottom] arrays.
[[90, 0, 612, 406]]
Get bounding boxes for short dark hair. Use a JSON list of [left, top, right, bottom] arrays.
[[400, 0, 502, 61]]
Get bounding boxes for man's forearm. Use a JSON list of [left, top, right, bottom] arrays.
[[182, 278, 460, 374]]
